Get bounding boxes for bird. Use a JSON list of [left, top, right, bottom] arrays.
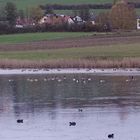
[[34, 79, 38, 82], [76, 80, 79, 83], [83, 80, 86, 84], [44, 78, 47, 81], [17, 119, 23, 123], [88, 78, 91, 81], [8, 79, 14, 82], [78, 109, 83, 112], [21, 69, 26, 72], [72, 78, 76, 81], [58, 79, 62, 82], [100, 80, 105, 83], [63, 76, 66, 80], [108, 134, 114, 139], [69, 122, 76, 126]]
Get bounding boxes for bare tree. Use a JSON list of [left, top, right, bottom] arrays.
[[96, 12, 111, 31], [30, 6, 44, 24], [110, 0, 136, 30]]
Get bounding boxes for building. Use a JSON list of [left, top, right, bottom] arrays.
[[137, 18, 140, 29]]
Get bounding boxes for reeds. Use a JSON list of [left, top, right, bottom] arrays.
[[0, 58, 140, 69]]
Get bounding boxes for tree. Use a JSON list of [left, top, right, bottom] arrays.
[[113, 0, 119, 5], [79, 7, 90, 21], [18, 10, 25, 20], [96, 12, 111, 31], [96, 12, 110, 26], [73, 9, 78, 17], [30, 6, 44, 24], [5, 2, 17, 26], [110, 0, 136, 30], [45, 5, 54, 14], [0, 7, 6, 21], [113, 0, 128, 5]]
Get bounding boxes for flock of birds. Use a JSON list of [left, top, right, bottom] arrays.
[[16, 108, 114, 139], [8, 76, 97, 84], [25, 76, 93, 84], [10, 73, 135, 140], [8, 75, 136, 85]]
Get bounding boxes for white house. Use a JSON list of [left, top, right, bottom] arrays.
[[67, 18, 74, 25], [137, 19, 140, 29], [39, 14, 74, 25]]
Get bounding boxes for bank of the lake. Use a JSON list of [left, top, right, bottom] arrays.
[[0, 68, 140, 75]]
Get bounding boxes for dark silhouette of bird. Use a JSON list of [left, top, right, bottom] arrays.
[[108, 134, 114, 139], [69, 122, 76, 126], [78, 109, 83, 112], [17, 119, 23, 123], [131, 76, 134, 79]]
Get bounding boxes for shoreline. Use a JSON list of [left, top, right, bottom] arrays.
[[0, 68, 140, 75]]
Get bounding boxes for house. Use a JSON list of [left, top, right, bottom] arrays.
[[137, 18, 140, 29], [72, 16, 85, 24], [39, 14, 74, 26], [16, 17, 35, 28]]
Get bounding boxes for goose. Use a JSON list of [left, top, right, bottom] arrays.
[[69, 122, 76, 126], [17, 119, 23, 123], [78, 109, 83, 112], [8, 79, 14, 82], [108, 134, 114, 139], [88, 78, 91, 81], [100, 80, 105, 83]]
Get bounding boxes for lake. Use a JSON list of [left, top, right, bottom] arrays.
[[0, 73, 140, 140]]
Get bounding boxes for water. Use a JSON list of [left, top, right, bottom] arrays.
[[0, 74, 140, 140]]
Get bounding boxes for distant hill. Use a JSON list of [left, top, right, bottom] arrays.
[[0, 0, 139, 10]]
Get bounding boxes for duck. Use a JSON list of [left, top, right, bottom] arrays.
[[108, 134, 114, 139], [17, 119, 23, 123], [78, 109, 83, 112], [69, 122, 76, 126]]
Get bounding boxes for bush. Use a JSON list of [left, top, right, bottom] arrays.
[[110, 1, 137, 30]]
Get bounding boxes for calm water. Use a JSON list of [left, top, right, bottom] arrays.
[[0, 74, 140, 140]]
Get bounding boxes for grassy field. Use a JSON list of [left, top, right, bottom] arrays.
[[0, 42, 139, 68], [0, 43, 140, 60], [0, 32, 94, 44], [0, 0, 139, 10], [0, 31, 140, 68], [55, 9, 110, 16], [0, 0, 113, 9], [55, 8, 140, 16]]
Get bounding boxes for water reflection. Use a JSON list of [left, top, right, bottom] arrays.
[[0, 74, 140, 140]]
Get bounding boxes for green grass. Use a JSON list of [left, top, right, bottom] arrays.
[[136, 8, 140, 15], [0, 0, 139, 10], [55, 9, 110, 16], [0, 32, 94, 44], [0, 43, 140, 60], [0, 0, 113, 10], [55, 8, 140, 16]]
